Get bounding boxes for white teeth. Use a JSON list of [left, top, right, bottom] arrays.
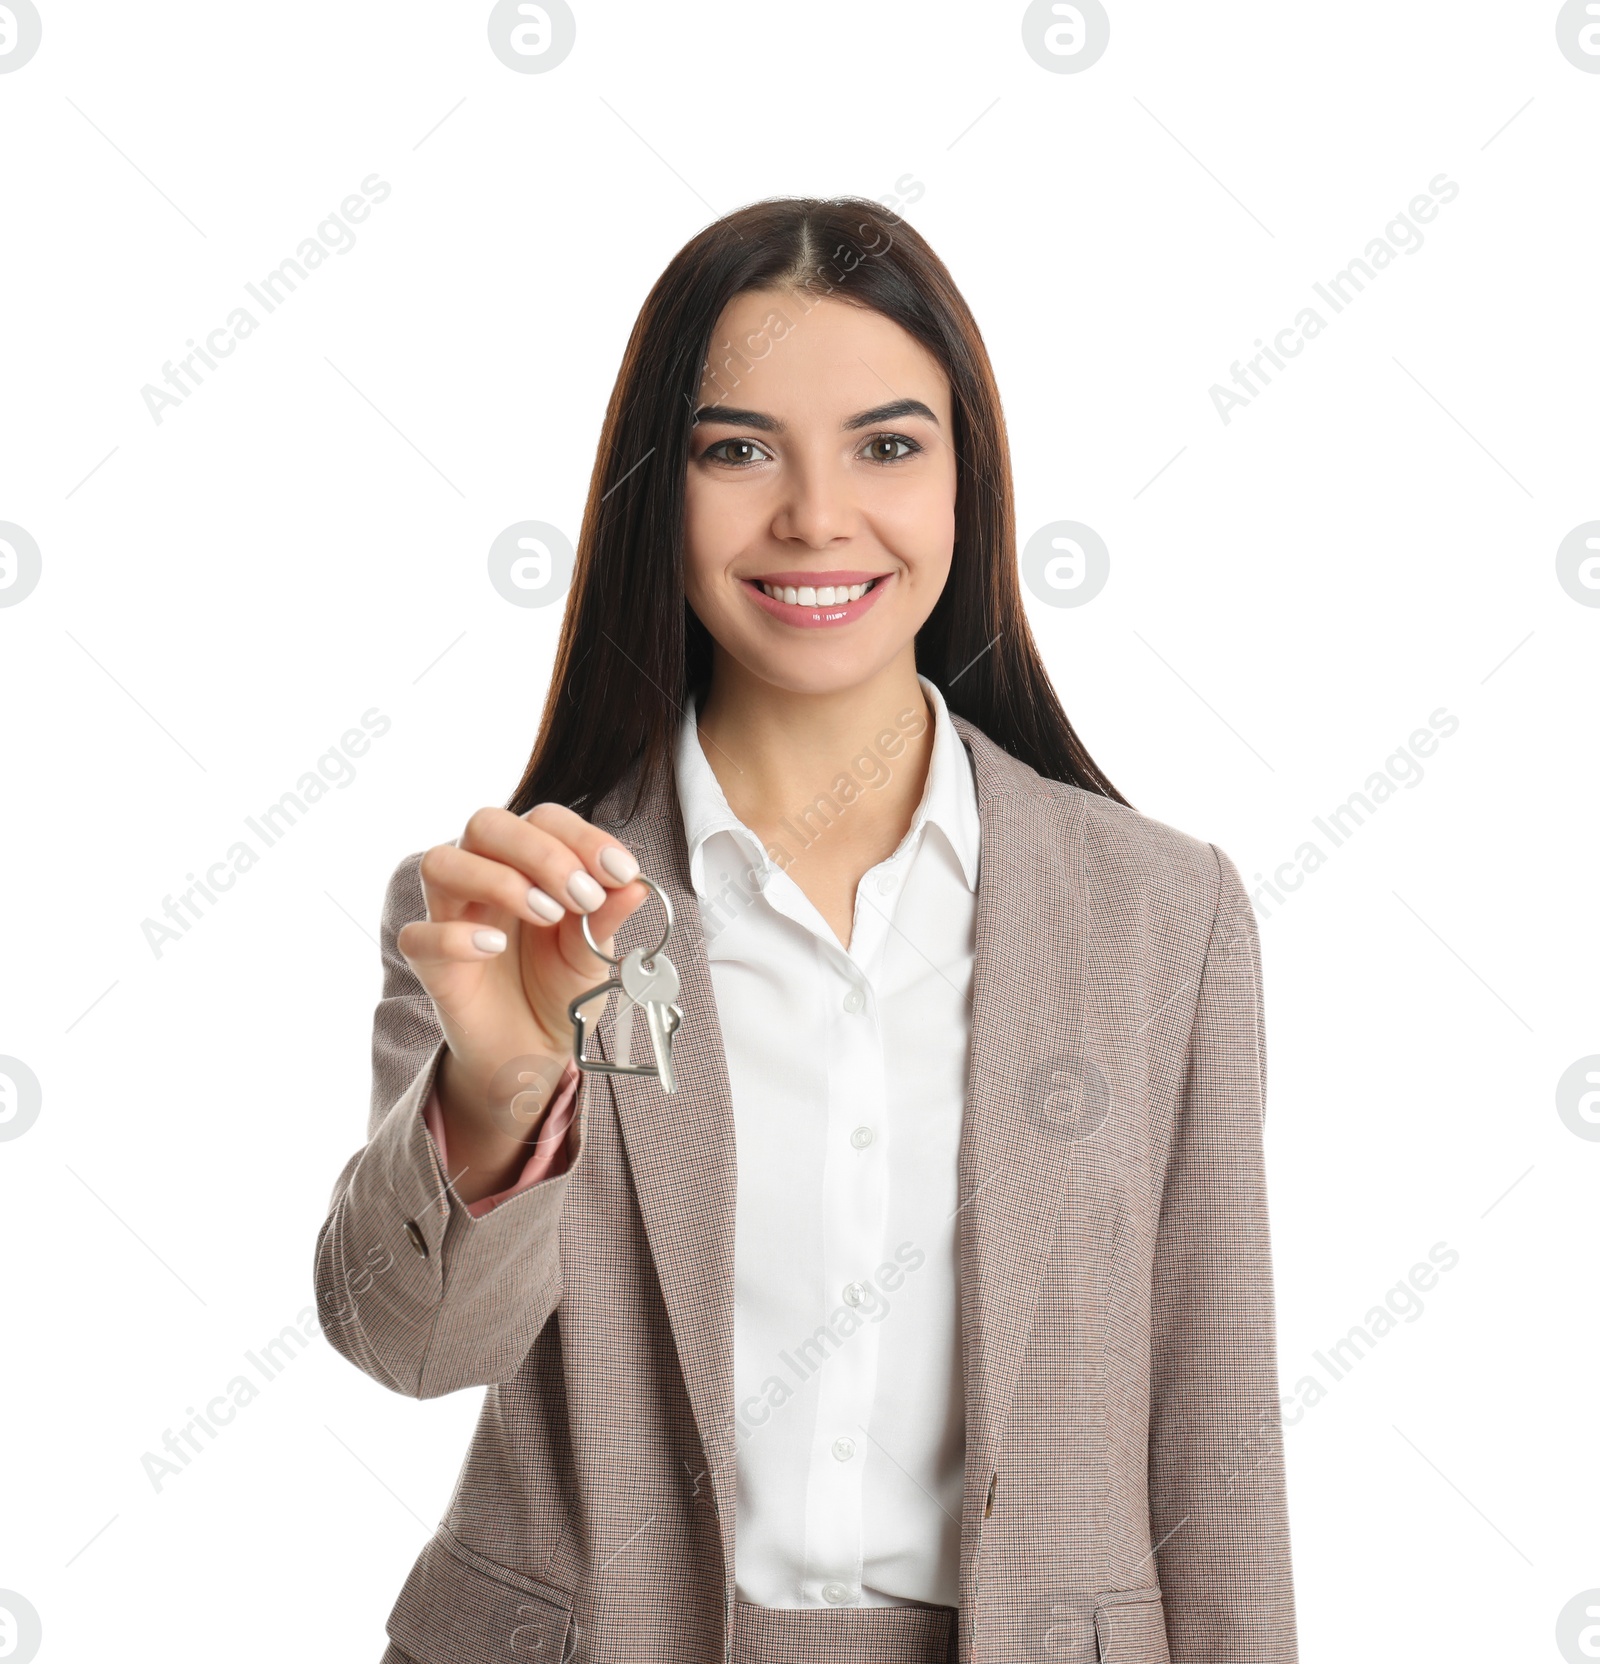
[[758, 579, 875, 604]]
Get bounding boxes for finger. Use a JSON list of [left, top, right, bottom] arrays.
[[397, 918, 511, 973], [519, 802, 643, 896], [419, 842, 570, 929], [459, 805, 640, 918]]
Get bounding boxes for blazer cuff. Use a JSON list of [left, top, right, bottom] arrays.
[[325, 1036, 590, 1395]]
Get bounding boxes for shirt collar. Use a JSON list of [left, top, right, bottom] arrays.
[[674, 673, 981, 901]]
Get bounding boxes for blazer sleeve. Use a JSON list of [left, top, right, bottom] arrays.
[[313, 850, 589, 1399], [1147, 844, 1298, 1661]]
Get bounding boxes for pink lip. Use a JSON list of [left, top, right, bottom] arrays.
[[741, 572, 893, 629]]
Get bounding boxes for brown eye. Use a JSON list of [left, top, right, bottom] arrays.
[[702, 438, 769, 466], [861, 434, 919, 463]]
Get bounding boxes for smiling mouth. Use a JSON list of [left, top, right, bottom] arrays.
[[748, 576, 886, 605], [739, 570, 893, 629]]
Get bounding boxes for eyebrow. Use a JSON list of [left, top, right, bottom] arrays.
[[690, 397, 941, 433]]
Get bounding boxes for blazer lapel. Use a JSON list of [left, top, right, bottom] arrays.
[[590, 764, 743, 1583], [947, 716, 1101, 1610]]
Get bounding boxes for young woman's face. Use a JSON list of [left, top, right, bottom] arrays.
[[683, 289, 958, 697]]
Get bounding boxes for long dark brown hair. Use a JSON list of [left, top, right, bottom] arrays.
[[507, 195, 1127, 822]]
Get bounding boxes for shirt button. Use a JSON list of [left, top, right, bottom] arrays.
[[842, 987, 865, 1014], [877, 872, 898, 894], [842, 1282, 866, 1306], [821, 1583, 855, 1605], [850, 1125, 874, 1149], [832, 1437, 855, 1461]]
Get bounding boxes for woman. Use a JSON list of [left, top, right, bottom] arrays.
[[316, 197, 1297, 1664]]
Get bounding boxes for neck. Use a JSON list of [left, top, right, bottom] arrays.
[[693, 649, 935, 870]]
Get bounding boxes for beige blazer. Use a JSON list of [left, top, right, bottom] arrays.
[[315, 713, 1298, 1663]]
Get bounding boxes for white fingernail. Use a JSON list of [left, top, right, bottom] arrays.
[[567, 871, 606, 912], [600, 846, 640, 884], [527, 886, 566, 922], [473, 928, 507, 953]]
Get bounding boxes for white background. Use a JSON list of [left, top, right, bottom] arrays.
[[2, 2, 1596, 1659]]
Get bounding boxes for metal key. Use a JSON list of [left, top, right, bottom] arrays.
[[567, 872, 683, 1094], [620, 945, 682, 1094]]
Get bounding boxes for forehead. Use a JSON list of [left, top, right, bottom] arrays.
[[696, 289, 950, 415]]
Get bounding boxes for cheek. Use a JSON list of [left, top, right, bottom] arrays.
[[681, 479, 722, 606], [683, 474, 748, 556], [881, 485, 956, 567]]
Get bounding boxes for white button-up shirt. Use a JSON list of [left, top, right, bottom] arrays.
[[672, 672, 981, 1610]]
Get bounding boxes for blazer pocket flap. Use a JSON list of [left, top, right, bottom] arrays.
[[1093, 1586, 1170, 1663], [388, 1529, 573, 1663]]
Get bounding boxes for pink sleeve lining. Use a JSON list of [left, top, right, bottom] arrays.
[[424, 1058, 582, 1219]]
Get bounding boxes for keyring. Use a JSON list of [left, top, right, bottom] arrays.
[[581, 872, 674, 967], [569, 869, 683, 1094]]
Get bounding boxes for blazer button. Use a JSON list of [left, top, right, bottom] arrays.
[[984, 1471, 998, 1517], [403, 1220, 429, 1259]]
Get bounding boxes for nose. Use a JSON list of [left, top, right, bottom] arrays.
[[769, 454, 858, 549]]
